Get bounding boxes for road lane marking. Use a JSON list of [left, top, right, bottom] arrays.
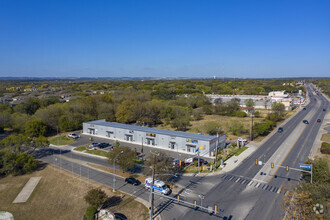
[[267, 126, 307, 184]]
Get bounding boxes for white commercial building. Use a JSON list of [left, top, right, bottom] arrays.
[[83, 119, 225, 157]]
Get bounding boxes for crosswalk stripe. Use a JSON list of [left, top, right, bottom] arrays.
[[248, 181, 253, 186], [235, 178, 241, 183]]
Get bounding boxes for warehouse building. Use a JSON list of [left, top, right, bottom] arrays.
[[83, 119, 225, 157]]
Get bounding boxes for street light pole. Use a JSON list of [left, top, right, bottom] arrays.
[[113, 151, 124, 192]]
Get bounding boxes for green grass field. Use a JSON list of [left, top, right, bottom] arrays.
[[48, 133, 75, 145]]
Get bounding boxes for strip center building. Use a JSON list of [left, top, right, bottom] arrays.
[[83, 119, 225, 157]]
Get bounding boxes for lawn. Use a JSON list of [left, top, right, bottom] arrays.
[[48, 133, 75, 145], [0, 163, 148, 220], [74, 145, 88, 152], [86, 149, 109, 157], [74, 146, 109, 157]]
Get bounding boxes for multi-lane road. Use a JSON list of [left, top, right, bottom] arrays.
[[38, 83, 328, 220]]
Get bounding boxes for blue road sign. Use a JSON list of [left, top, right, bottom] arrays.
[[299, 164, 311, 170]]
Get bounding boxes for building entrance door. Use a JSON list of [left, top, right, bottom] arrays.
[[147, 138, 155, 146], [125, 135, 133, 141], [88, 128, 95, 135], [186, 145, 196, 153], [170, 142, 175, 149], [107, 131, 114, 138]]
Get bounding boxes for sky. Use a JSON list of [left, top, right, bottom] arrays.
[[0, 0, 329, 78]]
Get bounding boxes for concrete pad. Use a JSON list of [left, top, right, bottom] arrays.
[[13, 177, 42, 203]]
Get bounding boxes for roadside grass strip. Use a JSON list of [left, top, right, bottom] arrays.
[[13, 177, 42, 203]]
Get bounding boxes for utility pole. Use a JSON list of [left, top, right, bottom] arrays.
[[214, 132, 219, 171], [250, 114, 254, 141], [198, 150, 200, 174], [113, 151, 124, 192], [149, 151, 159, 220]]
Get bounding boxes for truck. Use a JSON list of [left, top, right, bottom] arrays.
[[144, 177, 171, 195]]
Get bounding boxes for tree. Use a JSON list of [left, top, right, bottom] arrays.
[[253, 120, 274, 136], [144, 151, 173, 180], [108, 146, 136, 172], [282, 187, 317, 220], [84, 188, 107, 209], [25, 118, 48, 137], [228, 120, 246, 136], [0, 152, 37, 176], [245, 99, 255, 107], [0, 134, 49, 153], [204, 122, 220, 135], [271, 102, 285, 118]]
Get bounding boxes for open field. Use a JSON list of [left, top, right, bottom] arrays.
[[0, 163, 148, 220], [156, 114, 264, 140]]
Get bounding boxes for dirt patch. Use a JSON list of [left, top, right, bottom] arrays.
[[321, 134, 330, 142], [0, 163, 148, 220], [87, 163, 147, 184]]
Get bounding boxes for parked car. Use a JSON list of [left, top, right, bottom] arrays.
[[67, 133, 80, 139], [303, 107, 306, 110], [317, 119, 321, 123], [88, 142, 100, 149], [193, 158, 208, 165], [186, 157, 193, 163], [303, 120, 309, 124], [323, 109, 326, 111], [125, 177, 141, 186], [173, 159, 186, 167], [277, 127, 283, 133], [98, 143, 110, 148]]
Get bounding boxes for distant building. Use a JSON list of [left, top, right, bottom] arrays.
[[83, 119, 226, 157], [268, 91, 288, 98]]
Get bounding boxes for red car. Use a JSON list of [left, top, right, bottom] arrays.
[[317, 119, 321, 123]]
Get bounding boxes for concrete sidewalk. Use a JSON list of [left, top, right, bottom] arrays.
[[13, 177, 42, 203]]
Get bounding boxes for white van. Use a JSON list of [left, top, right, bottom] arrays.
[[144, 177, 171, 195]]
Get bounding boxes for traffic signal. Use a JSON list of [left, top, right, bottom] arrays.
[[271, 163, 274, 168], [286, 166, 289, 171], [255, 159, 258, 165]]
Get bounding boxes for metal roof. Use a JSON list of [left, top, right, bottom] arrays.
[[84, 119, 217, 141]]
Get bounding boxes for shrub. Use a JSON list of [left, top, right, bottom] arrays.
[[253, 120, 274, 136], [84, 188, 107, 209], [83, 206, 97, 220], [232, 111, 247, 117], [320, 142, 330, 154]]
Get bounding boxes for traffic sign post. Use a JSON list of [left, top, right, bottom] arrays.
[[256, 160, 313, 183]]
